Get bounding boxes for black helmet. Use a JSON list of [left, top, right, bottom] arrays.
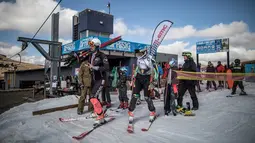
[[234, 59, 240, 64], [218, 61, 221, 64]]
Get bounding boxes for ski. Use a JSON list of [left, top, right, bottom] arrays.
[[226, 95, 234, 97], [72, 117, 115, 140], [141, 114, 160, 132], [59, 114, 109, 122]]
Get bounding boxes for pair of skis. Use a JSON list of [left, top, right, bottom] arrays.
[[127, 114, 160, 133]]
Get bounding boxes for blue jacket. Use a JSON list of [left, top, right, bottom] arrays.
[[158, 65, 163, 75]]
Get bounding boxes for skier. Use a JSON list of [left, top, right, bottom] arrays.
[[117, 67, 129, 109], [177, 52, 199, 110], [86, 37, 110, 125], [216, 61, 225, 87], [231, 59, 247, 95], [206, 61, 217, 91], [128, 48, 157, 126], [164, 60, 178, 116], [77, 57, 93, 115]]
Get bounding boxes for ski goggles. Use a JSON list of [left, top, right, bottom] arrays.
[[88, 41, 95, 47]]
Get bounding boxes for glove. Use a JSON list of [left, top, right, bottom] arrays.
[[79, 84, 84, 88]]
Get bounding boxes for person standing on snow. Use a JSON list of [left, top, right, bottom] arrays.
[[77, 57, 93, 115], [216, 61, 225, 87], [117, 67, 129, 109], [206, 61, 217, 91], [164, 60, 178, 116], [231, 59, 247, 95], [128, 48, 157, 126], [177, 52, 199, 110], [86, 37, 110, 125]]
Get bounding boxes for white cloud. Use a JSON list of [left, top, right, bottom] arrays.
[[0, 0, 78, 37], [165, 21, 249, 40], [0, 41, 45, 65], [113, 18, 152, 36], [166, 25, 196, 40], [59, 38, 72, 45]]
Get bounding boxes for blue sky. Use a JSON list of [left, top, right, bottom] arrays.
[[0, 0, 254, 65]]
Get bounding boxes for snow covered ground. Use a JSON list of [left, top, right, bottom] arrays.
[[1, 82, 255, 143]]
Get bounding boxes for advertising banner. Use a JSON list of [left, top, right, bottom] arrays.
[[245, 64, 255, 82], [62, 36, 150, 55], [196, 38, 229, 54]]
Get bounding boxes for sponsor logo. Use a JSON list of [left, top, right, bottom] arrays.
[[63, 42, 75, 53]]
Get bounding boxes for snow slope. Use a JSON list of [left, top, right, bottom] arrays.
[[1, 83, 255, 143]]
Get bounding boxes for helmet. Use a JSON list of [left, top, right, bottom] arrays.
[[182, 52, 192, 58], [218, 61, 221, 65], [234, 59, 240, 64], [120, 67, 128, 72], [88, 38, 101, 47]]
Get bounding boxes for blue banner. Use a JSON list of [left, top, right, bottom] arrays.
[[196, 38, 229, 54], [62, 36, 150, 55]]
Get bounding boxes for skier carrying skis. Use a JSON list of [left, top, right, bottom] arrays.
[[177, 52, 199, 110], [86, 37, 110, 125], [128, 48, 157, 126], [117, 67, 129, 109], [231, 59, 247, 95], [164, 60, 178, 116]]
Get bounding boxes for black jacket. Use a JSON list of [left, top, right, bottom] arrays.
[[180, 58, 197, 85], [89, 51, 110, 81], [206, 65, 216, 73], [117, 71, 127, 88], [231, 64, 244, 73]]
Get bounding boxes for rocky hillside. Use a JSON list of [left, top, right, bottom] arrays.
[[0, 54, 43, 80]]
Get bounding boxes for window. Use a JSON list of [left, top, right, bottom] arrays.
[[88, 31, 99, 37], [80, 31, 87, 39]]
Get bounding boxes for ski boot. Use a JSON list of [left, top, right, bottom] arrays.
[[240, 90, 247, 95], [192, 107, 198, 110], [106, 102, 112, 108], [136, 99, 141, 105], [149, 111, 157, 122], [89, 112, 97, 118], [165, 110, 170, 116], [94, 113, 105, 126], [77, 110, 83, 115], [231, 91, 236, 95], [127, 111, 134, 133], [118, 102, 124, 109], [123, 102, 129, 109]]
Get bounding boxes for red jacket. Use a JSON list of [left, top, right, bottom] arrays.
[[216, 64, 225, 72]]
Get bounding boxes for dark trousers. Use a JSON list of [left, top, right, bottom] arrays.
[[129, 74, 155, 112], [118, 85, 128, 102], [232, 81, 244, 93], [102, 86, 111, 103], [207, 81, 217, 89], [177, 83, 199, 108]]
